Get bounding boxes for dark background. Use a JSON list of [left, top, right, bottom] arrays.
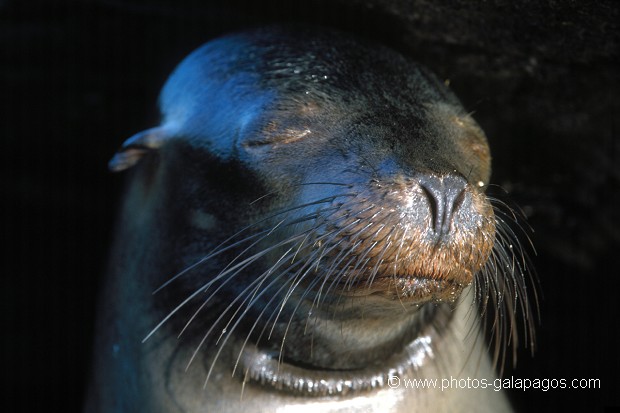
[[2, 0, 618, 411]]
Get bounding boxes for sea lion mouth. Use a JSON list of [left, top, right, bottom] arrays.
[[326, 268, 470, 305], [368, 273, 467, 303]]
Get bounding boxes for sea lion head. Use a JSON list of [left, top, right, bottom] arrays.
[[107, 26, 534, 406]]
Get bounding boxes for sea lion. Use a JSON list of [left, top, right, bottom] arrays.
[[86, 26, 535, 412]]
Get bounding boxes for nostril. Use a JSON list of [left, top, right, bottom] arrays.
[[416, 174, 468, 239], [419, 183, 440, 234]]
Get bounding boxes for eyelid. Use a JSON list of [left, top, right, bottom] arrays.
[[245, 128, 312, 147]]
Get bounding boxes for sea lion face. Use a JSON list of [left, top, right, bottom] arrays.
[[97, 27, 533, 412]]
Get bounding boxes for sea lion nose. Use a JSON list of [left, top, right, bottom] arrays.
[[416, 174, 468, 239]]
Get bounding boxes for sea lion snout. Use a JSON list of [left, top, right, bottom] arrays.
[[294, 172, 495, 305]]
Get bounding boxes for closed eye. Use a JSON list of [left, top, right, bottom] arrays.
[[245, 128, 312, 147]]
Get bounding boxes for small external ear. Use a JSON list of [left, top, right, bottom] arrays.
[[108, 126, 169, 172]]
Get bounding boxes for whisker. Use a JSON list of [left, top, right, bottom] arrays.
[[203, 267, 299, 387], [231, 265, 309, 377], [153, 195, 354, 293], [249, 181, 353, 205], [469, 197, 538, 372]]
